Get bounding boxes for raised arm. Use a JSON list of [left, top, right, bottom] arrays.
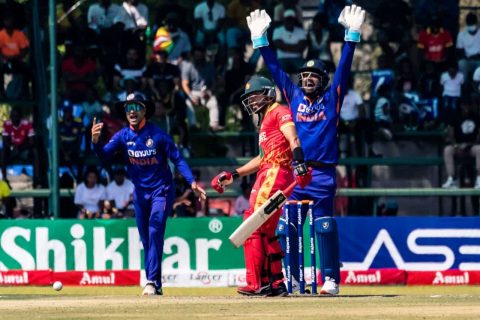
[[91, 117, 123, 160]]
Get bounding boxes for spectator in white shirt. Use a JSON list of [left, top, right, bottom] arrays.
[[194, 0, 225, 48], [87, 0, 121, 33], [74, 167, 107, 219], [114, 0, 148, 31], [473, 66, 480, 95], [272, 9, 307, 73], [440, 63, 464, 125], [105, 168, 135, 217], [456, 13, 480, 87]]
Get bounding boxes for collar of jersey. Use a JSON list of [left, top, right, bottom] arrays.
[[265, 102, 279, 117], [130, 118, 146, 131]]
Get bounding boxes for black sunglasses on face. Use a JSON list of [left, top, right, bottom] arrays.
[[124, 102, 145, 113]]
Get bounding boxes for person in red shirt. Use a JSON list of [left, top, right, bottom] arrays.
[[1, 108, 39, 184], [211, 76, 311, 296], [417, 17, 453, 70], [61, 44, 98, 103], [0, 13, 30, 99]]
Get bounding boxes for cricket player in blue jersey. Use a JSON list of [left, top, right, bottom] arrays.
[[91, 93, 206, 296], [246, 5, 365, 294]]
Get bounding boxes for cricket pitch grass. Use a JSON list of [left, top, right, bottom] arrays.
[[1, 286, 480, 320]]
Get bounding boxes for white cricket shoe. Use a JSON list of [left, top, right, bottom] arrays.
[[442, 177, 458, 189], [289, 277, 311, 294], [320, 277, 339, 295], [142, 282, 158, 296]]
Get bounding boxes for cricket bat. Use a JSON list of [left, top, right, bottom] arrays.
[[229, 181, 298, 248]]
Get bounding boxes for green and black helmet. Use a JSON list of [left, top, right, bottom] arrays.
[[241, 76, 276, 115]]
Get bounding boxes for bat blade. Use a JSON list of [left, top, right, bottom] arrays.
[[229, 181, 297, 248]]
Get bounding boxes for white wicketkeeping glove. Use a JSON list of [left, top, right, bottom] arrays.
[[246, 9, 272, 49], [338, 5, 366, 42]]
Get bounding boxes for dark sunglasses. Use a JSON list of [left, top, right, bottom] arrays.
[[124, 102, 145, 113]]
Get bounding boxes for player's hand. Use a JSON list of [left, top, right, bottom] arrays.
[[91, 117, 104, 144], [293, 162, 312, 189], [210, 171, 234, 194], [338, 5, 365, 32], [191, 181, 207, 201], [246, 9, 271, 48]]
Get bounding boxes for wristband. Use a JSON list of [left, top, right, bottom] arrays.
[[344, 29, 361, 42], [292, 147, 305, 163], [232, 170, 240, 180], [252, 34, 269, 49]]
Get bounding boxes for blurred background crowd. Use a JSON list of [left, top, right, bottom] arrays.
[[0, 0, 480, 219]]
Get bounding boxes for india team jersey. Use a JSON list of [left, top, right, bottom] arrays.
[[260, 42, 355, 164], [94, 122, 194, 190], [259, 103, 295, 168]]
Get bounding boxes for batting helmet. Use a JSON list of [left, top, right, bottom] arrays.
[[298, 59, 330, 96], [241, 76, 276, 115]]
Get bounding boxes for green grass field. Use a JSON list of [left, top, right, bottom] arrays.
[[1, 286, 480, 320]]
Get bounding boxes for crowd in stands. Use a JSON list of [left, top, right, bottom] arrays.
[[0, 0, 480, 218]]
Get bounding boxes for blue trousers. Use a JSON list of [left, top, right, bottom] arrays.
[[134, 184, 175, 288]]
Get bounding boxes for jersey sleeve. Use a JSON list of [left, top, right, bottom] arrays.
[[93, 129, 124, 161], [259, 46, 301, 113], [331, 41, 356, 114], [163, 134, 195, 185], [276, 106, 295, 132]]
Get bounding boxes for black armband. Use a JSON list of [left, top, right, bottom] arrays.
[[292, 147, 305, 163], [232, 169, 240, 180]]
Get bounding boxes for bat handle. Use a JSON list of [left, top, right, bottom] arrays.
[[283, 180, 298, 196]]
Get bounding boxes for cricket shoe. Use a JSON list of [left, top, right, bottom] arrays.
[[268, 282, 288, 297], [320, 277, 339, 295], [237, 284, 271, 296], [142, 282, 161, 296]]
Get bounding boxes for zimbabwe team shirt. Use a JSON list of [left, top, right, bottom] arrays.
[[259, 103, 295, 168], [94, 122, 194, 190]]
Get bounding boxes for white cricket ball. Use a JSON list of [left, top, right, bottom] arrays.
[[53, 281, 63, 291]]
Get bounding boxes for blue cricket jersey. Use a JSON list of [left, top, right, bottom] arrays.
[[93, 122, 194, 189], [260, 42, 356, 164]]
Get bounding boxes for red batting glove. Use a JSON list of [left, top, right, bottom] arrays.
[[293, 162, 312, 189], [210, 171, 233, 194]]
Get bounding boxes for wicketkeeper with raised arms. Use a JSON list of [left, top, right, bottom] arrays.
[[91, 93, 206, 296], [246, 5, 365, 294], [211, 76, 312, 296]]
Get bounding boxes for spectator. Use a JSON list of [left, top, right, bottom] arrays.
[[157, 13, 192, 65], [273, 0, 302, 27], [180, 46, 222, 131], [306, 12, 332, 65], [223, 47, 255, 131], [82, 88, 104, 126], [396, 59, 416, 94], [113, 47, 146, 92], [116, 76, 142, 102], [61, 44, 97, 104], [417, 16, 453, 71], [374, 84, 394, 140], [105, 167, 135, 218], [74, 167, 107, 219], [226, 0, 260, 50], [0, 13, 30, 99], [474, 66, 480, 96], [374, 0, 413, 42], [1, 108, 39, 185], [59, 106, 85, 175], [0, 0, 26, 30], [114, 0, 149, 56], [323, 0, 348, 42], [87, 0, 121, 33], [0, 172, 13, 219], [272, 9, 307, 74], [155, 0, 190, 33], [418, 61, 442, 99], [194, 0, 225, 48], [234, 181, 251, 216], [440, 62, 464, 125], [144, 50, 181, 100], [442, 101, 480, 189], [456, 13, 480, 88]]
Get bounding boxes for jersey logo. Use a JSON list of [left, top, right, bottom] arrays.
[[146, 138, 155, 148], [296, 111, 327, 122], [258, 132, 267, 143]]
